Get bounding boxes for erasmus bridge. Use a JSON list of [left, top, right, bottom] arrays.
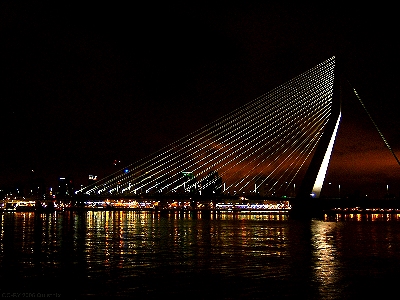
[[76, 56, 398, 203]]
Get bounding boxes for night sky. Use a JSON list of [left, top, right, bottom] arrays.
[[2, 3, 399, 197]]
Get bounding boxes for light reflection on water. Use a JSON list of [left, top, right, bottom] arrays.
[[325, 213, 400, 222], [1, 211, 400, 298], [311, 221, 343, 299]]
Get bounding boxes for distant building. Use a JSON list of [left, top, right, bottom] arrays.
[[202, 170, 222, 195], [57, 176, 74, 198], [255, 176, 270, 197], [181, 171, 197, 194], [173, 171, 198, 194], [27, 177, 46, 199], [88, 174, 98, 186]]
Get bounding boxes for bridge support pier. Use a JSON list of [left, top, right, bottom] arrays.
[[289, 198, 325, 219]]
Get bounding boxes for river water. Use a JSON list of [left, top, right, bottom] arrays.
[[1, 210, 400, 299]]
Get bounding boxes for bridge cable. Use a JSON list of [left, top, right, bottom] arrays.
[[347, 80, 400, 167]]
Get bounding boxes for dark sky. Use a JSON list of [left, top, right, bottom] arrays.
[[1, 3, 399, 197]]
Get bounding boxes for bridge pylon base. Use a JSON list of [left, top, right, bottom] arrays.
[[289, 198, 325, 219]]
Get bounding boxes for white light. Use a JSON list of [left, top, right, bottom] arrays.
[[312, 111, 341, 198]]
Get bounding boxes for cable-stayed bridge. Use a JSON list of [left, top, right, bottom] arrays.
[[76, 56, 397, 202]]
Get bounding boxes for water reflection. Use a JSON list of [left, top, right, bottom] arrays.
[[311, 221, 343, 299], [1, 211, 400, 298], [325, 213, 400, 222]]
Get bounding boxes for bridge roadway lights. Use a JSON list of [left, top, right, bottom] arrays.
[[290, 198, 400, 218]]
